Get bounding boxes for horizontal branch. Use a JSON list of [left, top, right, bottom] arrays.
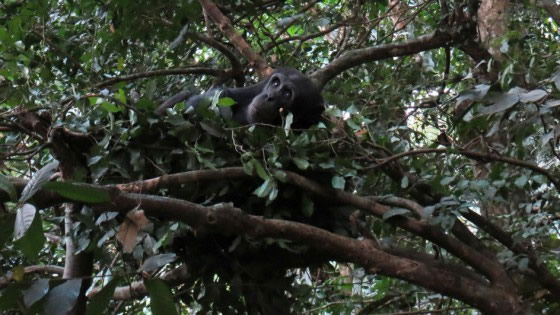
[[311, 30, 462, 89], [3, 176, 520, 312], [106, 189, 513, 312], [0, 265, 64, 288]]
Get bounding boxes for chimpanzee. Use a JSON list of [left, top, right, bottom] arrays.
[[185, 67, 324, 128]]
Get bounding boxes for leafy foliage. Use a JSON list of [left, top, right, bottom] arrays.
[[1, 0, 560, 314]]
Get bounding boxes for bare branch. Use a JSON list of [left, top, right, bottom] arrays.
[[198, 0, 271, 77], [311, 30, 464, 89]]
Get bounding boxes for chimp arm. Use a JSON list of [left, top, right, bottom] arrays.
[[186, 68, 324, 129]]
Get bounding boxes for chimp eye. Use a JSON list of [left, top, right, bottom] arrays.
[[283, 89, 292, 98], [271, 77, 280, 87]]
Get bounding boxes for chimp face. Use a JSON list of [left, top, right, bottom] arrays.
[[247, 71, 297, 125]]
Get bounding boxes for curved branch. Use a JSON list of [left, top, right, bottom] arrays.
[[0, 265, 64, 288], [463, 210, 560, 298], [310, 30, 463, 89], [106, 191, 520, 313], [184, 32, 243, 78], [113, 167, 509, 285], [198, 0, 271, 77], [3, 174, 520, 311]]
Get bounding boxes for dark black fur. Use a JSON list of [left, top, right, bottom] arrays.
[[187, 68, 324, 128]]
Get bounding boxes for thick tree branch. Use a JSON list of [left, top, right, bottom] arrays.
[[0, 265, 64, 288], [463, 210, 560, 298], [311, 29, 465, 89], [115, 168, 509, 285], [198, 0, 271, 77], [1, 176, 522, 312]]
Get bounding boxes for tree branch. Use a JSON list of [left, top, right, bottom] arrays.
[[311, 29, 465, 89], [114, 168, 509, 285], [198, 0, 271, 77]]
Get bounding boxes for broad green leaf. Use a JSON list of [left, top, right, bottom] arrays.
[[44, 182, 110, 203], [0, 174, 17, 201], [217, 97, 236, 107], [514, 175, 528, 188], [383, 208, 411, 220], [44, 279, 82, 315], [145, 279, 178, 315], [100, 101, 122, 113], [519, 89, 547, 103], [13, 204, 37, 240], [20, 160, 59, 203], [293, 157, 310, 170], [331, 176, 345, 190], [23, 278, 50, 308], [252, 159, 269, 180], [114, 89, 127, 104], [139, 253, 177, 273], [86, 278, 119, 315], [401, 176, 409, 188], [478, 92, 519, 115], [14, 204, 45, 260], [254, 178, 274, 198]]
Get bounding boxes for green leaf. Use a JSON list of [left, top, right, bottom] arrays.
[[0, 174, 17, 201], [100, 101, 122, 113], [301, 195, 314, 217], [273, 170, 288, 183], [382, 208, 410, 221], [23, 278, 50, 308], [86, 279, 118, 315], [519, 89, 547, 103], [217, 97, 237, 107], [114, 89, 127, 104], [401, 176, 409, 188], [478, 91, 520, 115], [440, 176, 454, 185], [145, 279, 178, 315], [44, 182, 110, 203], [514, 175, 528, 188], [20, 160, 59, 203], [139, 253, 177, 273], [13, 204, 38, 240], [331, 176, 345, 190], [252, 159, 269, 180], [44, 279, 82, 315], [14, 204, 45, 260], [254, 178, 274, 198], [293, 157, 310, 170]]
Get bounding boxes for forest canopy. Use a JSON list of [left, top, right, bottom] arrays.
[[1, 0, 560, 314]]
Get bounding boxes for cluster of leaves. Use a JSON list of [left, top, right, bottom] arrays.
[[1, 0, 560, 314]]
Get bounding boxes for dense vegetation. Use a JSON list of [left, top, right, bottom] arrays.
[[1, 0, 560, 314]]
